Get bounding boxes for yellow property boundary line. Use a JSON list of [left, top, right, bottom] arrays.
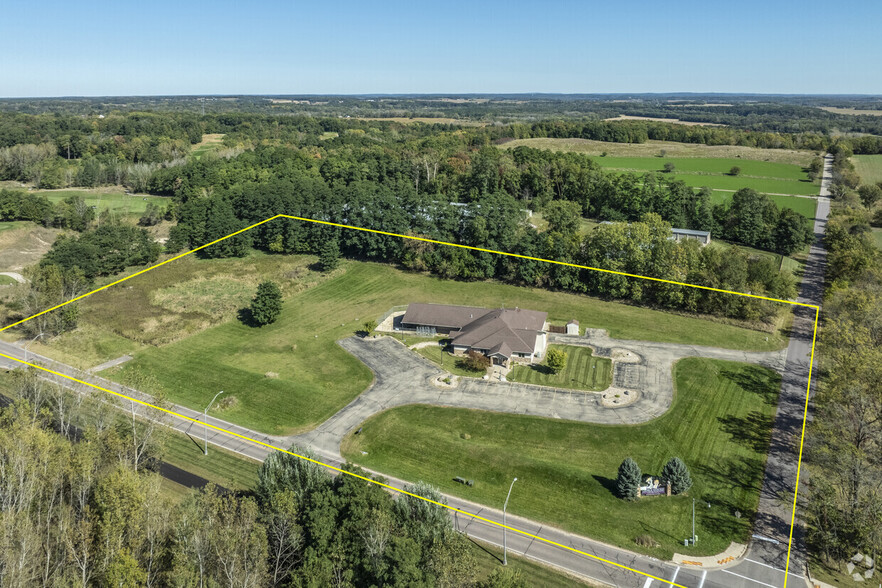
[[0, 214, 820, 588]]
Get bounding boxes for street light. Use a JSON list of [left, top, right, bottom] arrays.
[[24, 332, 44, 362], [203, 390, 224, 456], [503, 477, 518, 565]]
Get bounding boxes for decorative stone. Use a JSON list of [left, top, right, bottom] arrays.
[[864, 556, 874, 568], [864, 569, 874, 579], [851, 572, 863, 582], [847, 562, 855, 574], [853, 553, 865, 564]]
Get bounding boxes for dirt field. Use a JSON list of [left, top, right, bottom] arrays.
[[0, 224, 61, 272], [499, 138, 818, 166], [819, 106, 882, 116], [603, 114, 727, 126]]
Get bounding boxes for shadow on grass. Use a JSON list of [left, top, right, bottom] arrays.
[[591, 474, 618, 498], [720, 366, 779, 405], [717, 411, 774, 453], [696, 456, 765, 495], [521, 364, 554, 376], [237, 307, 258, 327]]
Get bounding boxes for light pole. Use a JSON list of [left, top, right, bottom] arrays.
[[24, 332, 44, 362], [503, 477, 518, 565], [203, 390, 224, 456], [692, 498, 696, 546]]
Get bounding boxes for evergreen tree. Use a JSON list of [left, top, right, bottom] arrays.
[[616, 458, 641, 501], [250, 281, 283, 326], [661, 457, 693, 495], [318, 238, 340, 272]]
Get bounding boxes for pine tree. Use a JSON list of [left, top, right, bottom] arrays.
[[250, 281, 283, 326], [318, 238, 340, 272], [616, 457, 641, 501], [661, 457, 693, 495]]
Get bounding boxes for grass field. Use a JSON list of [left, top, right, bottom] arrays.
[[872, 228, 882, 251], [507, 345, 612, 391], [357, 117, 487, 126], [0, 220, 30, 233], [342, 358, 779, 559], [189, 133, 226, 159], [0, 275, 18, 286], [852, 154, 882, 185], [161, 429, 261, 492], [416, 345, 488, 378], [32, 188, 170, 216], [499, 138, 818, 166], [819, 106, 882, 116], [31, 253, 785, 435], [709, 190, 818, 220]]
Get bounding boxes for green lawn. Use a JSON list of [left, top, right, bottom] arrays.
[[161, 428, 261, 492], [416, 344, 488, 378], [853, 154, 882, 185], [469, 539, 595, 586], [343, 358, 780, 559], [0, 220, 30, 233], [709, 191, 818, 220], [0, 275, 18, 286], [507, 345, 612, 391], [33, 253, 783, 436], [32, 189, 170, 216], [593, 157, 809, 181], [873, 228, 882, 251]]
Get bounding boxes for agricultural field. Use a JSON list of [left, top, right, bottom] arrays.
[[342, 358, 780, 559], [357, 116, 487, 126], [852, 154, 882, 185], [819, 106, 882, 116], [604, 114, 726, 126], [507, 345, 612, 391], [32, 188, 170, 216], [588, 156, 819, 197], [708, 191, 818, 220], [25, 252, 787, 436], [499, 137, 818, 166]]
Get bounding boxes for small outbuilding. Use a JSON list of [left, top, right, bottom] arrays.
[[566, 319, 580, 335]]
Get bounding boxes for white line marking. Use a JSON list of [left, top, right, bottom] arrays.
[[697, 569, 707, 588], [744, 558, 804, 578], [721, 569, 780, 588], [642, 578, 653, 588], [670, 566, 680, 584]]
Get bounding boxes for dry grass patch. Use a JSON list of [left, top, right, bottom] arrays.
[[499, 138, 817, 166], [604, 114, 727, 126], [819, 106, 882, 116]]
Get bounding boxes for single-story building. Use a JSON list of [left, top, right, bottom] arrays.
[[670, 228, 711, 246], [400, 303, 548, 366]]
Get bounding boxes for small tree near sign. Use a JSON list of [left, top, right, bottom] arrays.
[[661, 457, 693, 495], [616, 457, 641, 501]]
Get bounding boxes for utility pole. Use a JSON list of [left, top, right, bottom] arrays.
[[692, 498, 696, 545], [204, 390, 224, 455], [503, 477, 518, 565]]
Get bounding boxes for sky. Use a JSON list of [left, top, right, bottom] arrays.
[[2, 0, 881, 97]]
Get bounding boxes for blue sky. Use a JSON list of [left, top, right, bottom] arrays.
[[2, 0, 880, 96]]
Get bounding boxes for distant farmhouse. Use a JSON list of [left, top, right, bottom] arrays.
[[401, 303, 548, 366]]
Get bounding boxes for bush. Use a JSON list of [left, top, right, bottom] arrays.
[[663, 162, 675, 173], [361, 320, 377, 336], [729, 165, 741, 176], [616, 457, 641, 501], [545, 348, 567, 374], [462, 350, 490, 372], [661, 457, 693, 495], [635, 534, 660, 548]]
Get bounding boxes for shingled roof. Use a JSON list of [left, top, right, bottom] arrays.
[[402, 303, 547, 359]]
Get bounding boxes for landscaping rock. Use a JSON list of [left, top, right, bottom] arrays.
[[847, 562, 855, 574], [851, 572, 863, 582], [865, 568, 874, 579], [853, 553, 865, 564]]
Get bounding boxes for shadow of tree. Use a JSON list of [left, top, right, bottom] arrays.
[[591, 474, 618, 498], [718, 411, 774, 453], [237, 307, 258, 327], [720, 366, 779, 405]]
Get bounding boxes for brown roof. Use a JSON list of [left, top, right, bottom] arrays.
[[401, 303, 492, 330], [402, 303, 547, 359]]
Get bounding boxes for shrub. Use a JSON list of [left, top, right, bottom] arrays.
[[729, 165, 741, 176], [616, 457, 641, 501], [362, 319, 377, 336], [663, 162, 676, 173], [661, 457, 693, 495], [545, 348, 567, 374], [462, 350, 490, 372]]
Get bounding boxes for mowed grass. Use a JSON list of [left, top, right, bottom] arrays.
[[709, 190, 818, 220], [161, 429, 260, 492], [190, 133, 226, 159], [852, 154, 882, 185], [499, 137, 818, 166], [94, 256, 787, 436], [507, 345, 612, 391], [0, 220, 30, 233], [593, 157, 809, 181], [32, 189, 170, 216], [343, 358, 779, 558], [416, 345, 487, 378]]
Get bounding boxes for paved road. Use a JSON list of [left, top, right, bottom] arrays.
[[293, 335, 784, 456]]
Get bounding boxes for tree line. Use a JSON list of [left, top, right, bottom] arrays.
[[0, 371, 524, 587]]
